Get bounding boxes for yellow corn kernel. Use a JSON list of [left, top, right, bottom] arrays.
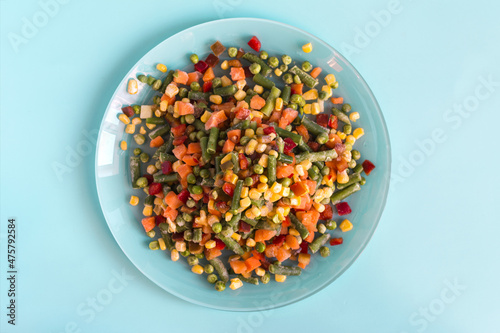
[[230, 278, 243, 290], [313, 202, 325, 213], [245, 209, 255, 219], [249, 188, 261, 200], [260, 205, 269, 217], [254, 84, 264, 94], [337, 131, 346, 140], [221, 153, 233, 165], [299, 160, 312, 170], [146, 123, 156, 130], [259, 175, 268, 183], [252, 111, 263, 119], [240, 197, 252, 209], [268, 150, 278, 158], [311, 102, 320, 115], [303, 104, 312, 114], [118, 114, 131, 125], [231, 232, 242, 241], [353, 128, 365, 139], [191, 264, 204, 275], [205, 240, 216, 249], [139, 126, 146, 135], [322, 175, 334, 187], [257, 183, 268, 193], [155, 109, 163, 118], [131, 117, 142, 125], [274, 68, 282, 76], [208, 199, 216, 211], [245, 129, 255, 138], [295, 165, 305, 177], [302, 89, 318, 100], [234, 89, 247, 101], [221, 60, 229, 70], [255, 267, 265, 277], [246, 238, 256, 247], [225, 212, 233, 222], [349, 112, 360, 122], [224, 169, 234, 180], [275, 97, 284, 111], [201, 110, 213, 123], [283, 207, 290, 216], [120, 140, 127, 151], [142, 205, 152, 216], [290, 196, 300, 206], [282, 242, 290, 250], [263, 189, 273, 201], [209, 94, 223, 105], [321, 85, 332, 98], [240, 186, 249, 199], [275, 274, 287, 282], [337, 170, 349, 184], [256, 143, 267, 154], [289, 228, 299, 236], [159, 100, 168, 112], [325, 74, 336, 86], [221, 75, 232, 87], [165, 82, 179, 97], [236, 79, 246, 90], [147, 165, 157, 175], [340, 219, 353, 232], [270, 182, 282, 194], [245, 139, 258, 155], [258, 154, 268, 168], [171, 249, 179, 261], [129, 195, 139, 206], [250, 206, 261, 217], [125, 124, 135, 134], [156, 63, 167, 72], [154, 197, 163, 206], [278, 186, 290, 197], [175, 241, 186, 252], [157, 237, 166, 251], [228, 173, 238, 185], [346, 135, 356, 145], [270, 193, 282, 202], [127, 79, 138, 94]]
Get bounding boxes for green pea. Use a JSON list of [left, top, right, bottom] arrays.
[[179, 87, 188, 98], [190, 82, 200, 92], [316, 132, 329, 144], [360, 177, 366, 186], [249, 63, 261, 74], [133, 148, 142, 156], [261, 272, 271, 284], [318, 90, 328, 101], [132, 105, 141, 114], [182, 212, 192, 222], [348, 159, 357, 169], [136, 177, 148, 188], [152, 79, 162, 91], [240, 136, 250, 146], [186, 199, 196, 208], [282, 73, 293, 84], [325, 220, 337, 230], [279, 64, 288, 72], [187, 256, 199, 266], [215, 281, 226, 291], [212, 77, 222, 88], [149, 241, 159, 250], [189, 132, 197, 141], [332, 81, 339, 89], [343, 124, 352, 135], [190, 54, 199, 64], [293, 74, 302, 84], [191, 185, 203, 195], [299, 98, 306, 107], [289, 103, 298, 110], [301, 61, 313, 72], [342, 103, 352, 112], [290, 94, 302, 104], [133, 134, 145, 145], [180, 116, 186, 125], [285, 125, 292, 131], [255, 242, 266, 253], [180, 250, 190, 257], [200, 169, 210, 179], [351, 150, 361, 160], [137, 74, 148, 83], [187, 173, 197, 184], [280, 178, 292, 187], [212, 222, 222, 234], [317, 223, 327, 234], [146, 230, 156, 238], [204, 264, 214, 274], [183, 230, 193, 241], [281, 54, 292, 65], [176, 184, 183, 193], [321, 166, 330, 176], [195, 253, 204, 259], [243, 177, 253, 187], [253, 164, 264, 174], [320, 246, 330, 257], [259, 50, 269, 60], [218, 140, 225, 147], [268, 56, 279, 68], [193, 166, 200, 176], [139, 152, 149, 163], [228, 47, 238, 58], [196, 131, 206, 140], [207, 274, 218, 284]]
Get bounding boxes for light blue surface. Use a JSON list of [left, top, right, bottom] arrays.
[[95, 18, 390, 311], [1, 0, 499, 332]]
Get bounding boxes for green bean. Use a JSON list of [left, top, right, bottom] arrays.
[[330, 183, 361, 205], [274, 127, 303, 145], [188, 91, 209, 100], [193, 119, 207, 133], [288, 65, 318, 88], [159, 70, 174, 92], [228, 119, 250, 131], [295, 149, 338, 163], [159, 153, 176, 163], [231, 180, 244, 213], [130, 156, 140, 189], [360, 177, 366, 186], [192, 228, 202, 243], [353, 164, 364, 174], [249, 121, 258, 131], [343, 124, 352, 135], [267, 155, 277, 185], [158, 222, 169, 234], [144, 195, 154, 206], [214, 84, 237, 96], [200, 136, 211, 164], [261, 272, 271, 284], [162, 233, 175, 251], [255, 220, 281, 232], [153, 173, 178, 183], [308, 233, 331, 254], [241, 216, 258, 227], [231, 152, 240, 174], [227, 212, 242, 230], [301, 115, 329, 136], [146, 117, 165, 125], [215, 155, 223, 174], [269, 263, 302, 276], [207, 127, 219, 154], [336, 173, 362, 190], [289, 213, 309, 240], [242, 53, 272, 76], [148, 124, 170, 139], [209, 258, 229, 283], [281, 85, 291, 104], [261, 86, 281, 117], [252, 73, 275, 90], [216, 234, 244, 255], [332, 108, 351, 125], [238, 275, 259, 285], [308, 166, 321, 182]]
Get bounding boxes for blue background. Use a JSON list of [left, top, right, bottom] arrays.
[[1, 0, 499, 332]]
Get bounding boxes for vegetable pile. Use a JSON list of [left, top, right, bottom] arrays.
[[120, 36, 376, 291]]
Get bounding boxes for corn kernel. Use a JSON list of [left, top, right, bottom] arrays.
[[171, 249, 179, 261], [245, 139, 258, 155], [303, 104, 312, 114], [147, 165, 157, 174], [159, 100, 168, 112], [240, 197, 252, 209], [234, 89, 247, 101], [346, 135, 356, 145], [279, 187, 290, 197], [146, 123, 156, 130], [353, 128, 365, 139], [268, 150, 278, 158], [231, 232, 242, 241], [191, 264, 204, 275], [205, 240, 216, 249], [221, 60, 229, 70], [258, 154, 268, 167], [157, 237, 166, 251], [313, 202, 325, 213], [201, 110, 213, 123], [325, 74, 336, 86], [282, 242, 290, 250], [139, 126, 146, 134], [245, 210, 255, 219], [172, 160, 182, 172], [299, 160, 312, 170], [337, 170, 349, 184], [142, 205, 152, 216], [311, 102, 320, 115], [228, 173, 238, 185], [260, 205, 269, 217], [154, 109, 162, 117], [303, 89, 318, 100], [246, 238, 256, 247], [165, 82, 179, 97], [245, 129, 255, 138], [340, 219, 353, 232], [124, 124, 135, 134], [119, 114, 131, 125], [257, 183, 268, 192], [154, 198, 163, 206], [275, 274, 287, 282], [221, 75, 232, 87], [250, 206, 261, 217], [255, 267, 265, 276], [264, 190, 273, 201], [120, 140, 127, 151], [221, 153, 233, 165], [175, 241, 186, 252], [275, 97, 284, 111], [127, 79, 138, 94], [209, 94, 222, 105], [259, 175, 268, 183], [256, 143, 267, 154], [249, 188, 261, 200], [131, 117, 142, 125], [289, 228, 299, 236], [322, 85, 333, 98], [337, 131, 346, 140], [270, 193, 282, 202], [225, 212, 233, 222], [240, 186, 249, 199], [236, 79, 246, 90], [254, 84, 264, 94], [295, 165, 305, 177], [129, 195, 139, 206], [283, 207, 290, 216], [270, 182, 282, 194], [156, 63, 167, 72], [349, 112, 360, 122], [274, 68, 282, 76], [230, 278, 243, 290]]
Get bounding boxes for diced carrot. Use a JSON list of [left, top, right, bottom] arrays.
[[276, 247, 292, 262], [187, 142, 202, 154], [245, 257, 261, 271], [331, 97, 344, 104], [298, 253, 311, 269], [164, 191, 183, 209], [190, 193, 204, 201], [180, 178, 188, 189], [208, 207, 222, 218], [171, 124, 186, 137], [186, 72, 202, 85], [200, 233, 212, 246], [230, 67, 246, 81], [291, 83, 304, 95], [182, 154, 199, 166], [149, 136, 164, 148], [229, 260, 248, 274], [141, 217, 155, 232], [285, 235, 300, 249], [177, 101, 195, 115], [227, 129, 241, 143], [251, 250, 265, 262], [254, 229, 277, 242], [162, 206, 178, 222], [222, 139, 235, 153], [276, 165, 294, 179], [172, 144, 187, 160], [203, 67, 215, 82], [204, 247, 222, 260], [301, 209, 320, 226], [242, 252, 252, 260], [278, 117, 288, 129], [264, 244, 279, 258], [304, 179, 317, 195], [161, 93, 176, 106], [304, 224, 317, 243], [290, 181, 309, 197], [325, 133, 342, 148], [173, 70, 189, 85], [336, 158, 349, 173], [282, 108, 298, 124], [204, 110, 228, 130], [250, 95, 266, 110], [296, 124, 309, 143], [176, 164, 193, 180], [268, 110, 282, 124], [280, 226, 288, 235], [310, 67, 322, 79]]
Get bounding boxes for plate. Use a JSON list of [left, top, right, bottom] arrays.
[[95, 18, 391, 311]]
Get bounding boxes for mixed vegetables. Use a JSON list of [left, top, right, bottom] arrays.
[[120, 36, 376, 291]]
